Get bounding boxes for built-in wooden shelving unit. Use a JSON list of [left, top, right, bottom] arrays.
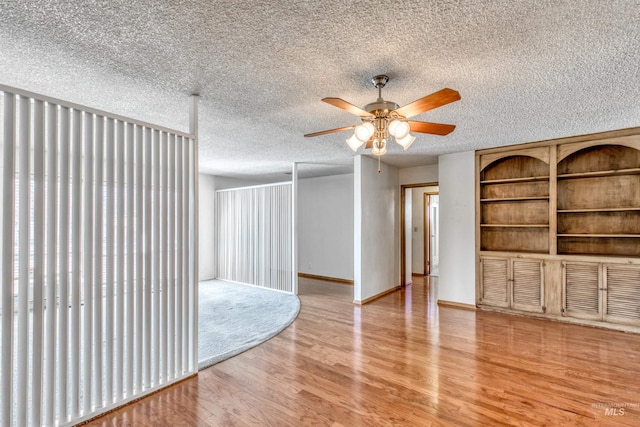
[[476, 129, 640, 332]]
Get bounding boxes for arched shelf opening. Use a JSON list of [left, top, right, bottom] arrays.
[[558, 144, 640, 176], [481, 155, 549, 183]]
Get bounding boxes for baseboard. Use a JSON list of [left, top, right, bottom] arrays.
[[298, 272, 354, 285], [437, 300, 477, 311], [354, 285, 401, 305]]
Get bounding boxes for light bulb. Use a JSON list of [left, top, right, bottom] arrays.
[[388, 119, 401, 136], [372, 138, 387, 156], [396, 133, 415, 150], [355, 122, 374, 142], [346, 133, 365, 152], [394, 121, 410, 139]]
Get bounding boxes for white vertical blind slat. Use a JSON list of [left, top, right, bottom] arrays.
[[182, 139, 190, 371], [31, 99, 45, 427], [135, 124, 144, 391], [104, 118, 115, 405], [188, 141, 197, 370], [125, 122, 134, 396], [160, 132, 168, 381], [175, 136, 183, 374], [167, 134, 175, 378], [93, 115, 104, 408], [82, 112, 94, 414], [152, 129, 160, 385], [70, 108, 82, 418], [16, 95, 31, 427], [143, 127, 152, 388], [115, 119, 125, 401], [56, 106, 70, 423], [43, 102, 58, 425], [1, 93, 16, 427]]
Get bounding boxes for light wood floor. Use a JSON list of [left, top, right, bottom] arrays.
[[87, 277, 640, 426]]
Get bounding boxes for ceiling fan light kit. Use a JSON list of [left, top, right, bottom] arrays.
[[346, 133, 365, 152], [305, 74, 461, 168], [355, 121, 375, 142], [371, 138, 388, 156], [396, 133, 416, 150]]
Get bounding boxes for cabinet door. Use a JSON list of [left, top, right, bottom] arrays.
[[511, 259, 545, 313], [562, 262, 601, 321], [480, 257, 510, 308], [604, 265, 640, 326]]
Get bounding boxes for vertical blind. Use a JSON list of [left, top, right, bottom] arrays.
[[216, 183, 292, 293], [0, 86, 198, 427]]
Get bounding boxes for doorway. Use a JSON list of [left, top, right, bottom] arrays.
[[400, 182, 438, 286]]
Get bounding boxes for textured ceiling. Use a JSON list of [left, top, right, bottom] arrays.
[[1, 0, 639, 180]]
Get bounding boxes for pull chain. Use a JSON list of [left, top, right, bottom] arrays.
[[378, 155, 381, 173]]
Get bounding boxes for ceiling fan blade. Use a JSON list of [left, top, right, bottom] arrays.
[[365, 136, 374, 149], [322, 98, 374, 117], [394, 88, 461, 119], [408, 121, 456, 136], [304, 125, 357, 138]]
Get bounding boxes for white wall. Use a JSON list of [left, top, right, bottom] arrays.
[[399, 163, 438, 185], [298, 173, 354, 280], [199, 173, 216, 280], [411, 185, 438, 274], [354, 156, 400, 302], [438, 151, 476, 305]]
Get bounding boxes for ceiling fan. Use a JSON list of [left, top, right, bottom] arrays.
[[304, 75, 460, 157]]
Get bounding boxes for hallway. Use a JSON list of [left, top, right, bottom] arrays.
[[89, 276, 640, 426]]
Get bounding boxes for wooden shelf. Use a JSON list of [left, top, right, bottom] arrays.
[[480, 176, 550, 185], [479, 250, 550, 255], [557, 167, 640, 180], [557, 234, 640, 238], [480, 196, 549, 202], [558, 207, 640, 213], [481, 224, 549, 228]]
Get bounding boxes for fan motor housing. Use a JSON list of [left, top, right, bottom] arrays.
[[364, 100, 399, 116]]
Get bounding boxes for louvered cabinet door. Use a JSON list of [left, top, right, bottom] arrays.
[[562, 262, 602, 321], [511, 259, 545, 313], [480, 257, 510, 308], [604, 265, 640, 325]]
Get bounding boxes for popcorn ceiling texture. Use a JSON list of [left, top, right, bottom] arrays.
[[1, 0, 639, 179]]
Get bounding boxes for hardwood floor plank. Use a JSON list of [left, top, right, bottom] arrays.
[[86, 277, 640, 426]]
